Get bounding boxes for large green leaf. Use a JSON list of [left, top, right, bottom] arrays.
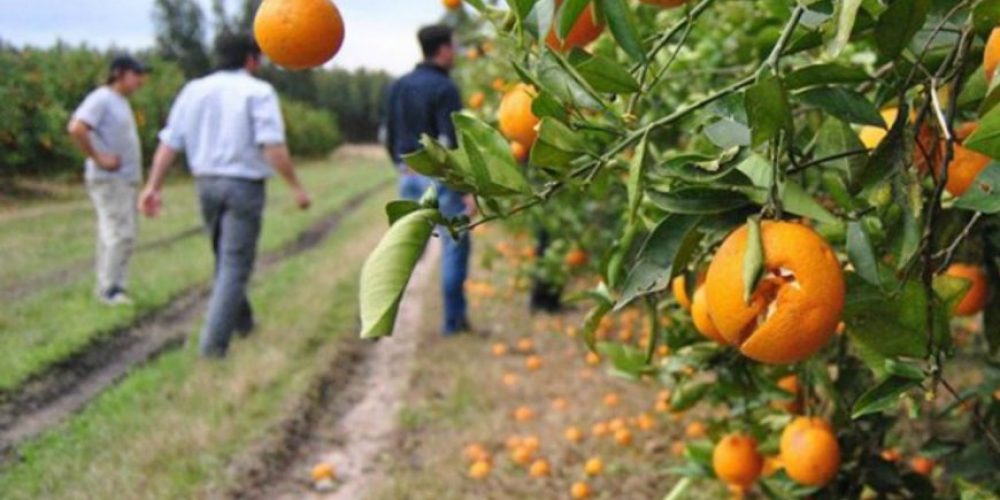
[[954, 162, 1000, 213], [743, 216, 764, 304], [596, 0, 645, 62], [557, 0, 591, 39], [536, 51, 603, 109], [874, 0, 930, 59], [530, 117, 593, 170], [785, 63, 869, 90], [844, 276, 928, 358], [851, 375, 921, 419], [359, 209, 440, 339], [814, 119, 867, 186], [647, 149, 745, 185], [573, 51, 641, 93], [745, 75, 791, 146], [453, 112, 532, 195], [507, 0, 537, 20], [827, 0, 864, 57], [798, 87, 885, 127], [618, 215, 704, 308], [627, 133, 648, 225], [963, 105, 1000, 160], [847, 220, 881, 287], [647, 188, 751, 214], [736, 154, 840, 224]]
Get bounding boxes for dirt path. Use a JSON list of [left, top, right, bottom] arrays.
[[233, 241, 439, 500], [0, 182, 391, 460]]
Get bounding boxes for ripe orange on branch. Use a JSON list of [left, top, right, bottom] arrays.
[[691, 286, 726, 344], [443, 0, 462, 10], [254, 0, 345, 70], [498, 83, 540, 149], [712, 433, 763, 488], [933, 123, 991, 196], [704, 221, 845, 364], [780, 417, 841, 487]]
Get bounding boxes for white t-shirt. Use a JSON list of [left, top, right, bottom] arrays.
[[73, 86, 142, 183], [158, 70, 286, 180]]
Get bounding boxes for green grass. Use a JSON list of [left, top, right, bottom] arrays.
[[0, 152, 395, 391], [0, 190, 392, 499]]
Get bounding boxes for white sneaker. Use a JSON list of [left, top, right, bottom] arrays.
[[100, 289, 134, 306]]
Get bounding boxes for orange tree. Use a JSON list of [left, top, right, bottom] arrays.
[[358, 0, 1000, 497]]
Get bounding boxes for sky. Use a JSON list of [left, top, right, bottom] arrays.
[[0, 0, 442, 75]]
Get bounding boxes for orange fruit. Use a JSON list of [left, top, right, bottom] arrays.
[[585, 351, 601, 366], [311, 462, 336, 481], [910, 456, 935, 476], [522, 435, 541, 451], [775, 374, 803, 413], [571, 481, 592, 499], [443, 0, 462, 9], [592, 421, 610, 438], [546, 1, 605, 52], [511, 141, 529, 163], [859, 107, 941, 173], [584, 457, 604, 476], [529, 459, 551, 477], [468, 91, 486, 110], [685, 421, 707, 439], [517, 337, 535, 352], [780, 419, 840, 487], [881, 448, 902, 462], [492, 342, 508, 356], [465, 47, 479, 60], [511, 446, 534, 466], [463, 443, 490, 462], [859, 108, 901, 150], [469, 459, 491, 479], [603, 392, 620, 407], [704, 221, 845, 364], [552, 397, 569, 410], [934, 123, 991, 196], [491, 77, 507, 92], [640, 0, 688, 7], [692, 286, 727, 344], [565, 426, 585, 443], [254, 0, 345, 70], [672, 275, 693, 310], [636, 413, 656, 431], [671, 440, 687, 456], [498, 83, 540, 149], [566, 248, 590, 268], [986, 27, 1000, 83], [944, 263, 990, 316], [712, 433, 763, 488], [762, 455, 784, 477], [514, 406, 536, 422], [502, 372, 519, 387], [614, 428, 633, 446], [526, 355, 543, 371]]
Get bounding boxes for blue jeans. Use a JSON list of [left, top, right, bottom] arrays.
[[195, 177, 265, 358], [398, 172, 432, 201], [441, 229, 471, 335]]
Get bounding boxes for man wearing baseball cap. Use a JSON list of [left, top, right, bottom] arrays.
[[67, 55, 150, 305]]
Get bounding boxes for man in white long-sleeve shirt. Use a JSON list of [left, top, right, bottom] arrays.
[[138, 35, 311, 358]]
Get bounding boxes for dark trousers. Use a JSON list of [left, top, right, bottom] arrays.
[[195, 176, 265, 357]]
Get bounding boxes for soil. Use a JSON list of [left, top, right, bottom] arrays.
[[0, 182, 391, 461], [228, 241, 440, 500]]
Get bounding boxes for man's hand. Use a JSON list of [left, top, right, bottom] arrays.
[[138, 187, 162, 218], [293, 186, 312, 210], [94, 153, 122, 171]]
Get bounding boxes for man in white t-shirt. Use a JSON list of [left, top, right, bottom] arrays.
[[67, 55, 149, 305], [139, 35, 311, 358]]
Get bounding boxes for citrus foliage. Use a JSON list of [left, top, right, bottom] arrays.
[[359, 0, 1000, 496]]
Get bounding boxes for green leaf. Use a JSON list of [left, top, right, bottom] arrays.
[[536, 51, 604, 109], [359, 209, 440, 339], [798, 87, 885, 127], [847, 221, 881, 287], [597, 341, 652, 379], [646, 188, 751, 214], [883, 359, 925, 380], [582, 283, 614, 351], [859, 103, 911, 194], [875, 0, 930, 59], [647, 149, 744, 184], [963, 105, 1000, 160], [618, 215, 703, 308], [785, 63, 869, 90], [852, 375, 920, 419], [530, 117, 593, 169], [531, 90, 568, 120], [453, 113, 533, 195], [735, 154, 840, 224], [573, 51, 641, 93], [745, 75, 791, 146], [385, 200, 421, 225], [670, 380, 711, 412], [845, 276, 928, 358], [596, 0, 645, 62], [507, 0, 537, 20], [627, 133, 648, 225], [703, 118, 752, 149], [558, 0, 591, 39], [827, 0, 863, 57], [743, 216, 764, 304], [954, 163, 1000, 213], [972, 0, 1000, 34], [814, 119, 867, 186]]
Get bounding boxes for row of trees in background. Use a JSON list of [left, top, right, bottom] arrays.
[[0, 0, 393, 177]]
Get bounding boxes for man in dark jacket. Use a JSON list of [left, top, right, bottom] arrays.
[[385, 25, 474, 335]]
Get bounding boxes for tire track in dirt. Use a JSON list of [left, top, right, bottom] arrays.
[[0, 181, 393, 461], [0, 226, 204, 302], [227, 242, 439, 500]]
